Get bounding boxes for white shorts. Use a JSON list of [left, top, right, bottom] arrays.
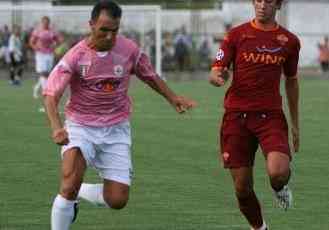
[[35, 52, 54, 74], [61, 119, 133, 186], [0, 46, 11, 64]]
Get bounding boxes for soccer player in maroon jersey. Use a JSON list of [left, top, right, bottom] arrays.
[[209, 0, 300, 229]]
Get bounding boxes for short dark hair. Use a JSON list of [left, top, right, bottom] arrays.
[[42, 16, 50, 22], [91, 1, 122, 21]]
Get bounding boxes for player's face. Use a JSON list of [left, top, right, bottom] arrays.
[[253, 0, 280, 24], [90, 10, 120, 51], [41, 18, 50, 29], [325, 37, 329, 43]]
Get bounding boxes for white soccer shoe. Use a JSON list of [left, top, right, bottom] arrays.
[[38, 107, 46, 113], [274, 185, 293, 211]]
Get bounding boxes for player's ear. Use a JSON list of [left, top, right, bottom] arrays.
[[89, 20, 96, 30]]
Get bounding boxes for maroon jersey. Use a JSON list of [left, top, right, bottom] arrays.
[[212, 20, 300, 111]]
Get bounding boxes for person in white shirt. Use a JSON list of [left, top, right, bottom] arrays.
[[8, 25, 24, 85]]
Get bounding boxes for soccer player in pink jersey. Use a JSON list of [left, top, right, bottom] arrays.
[[43, 1, 196, 230], [30, 16, 59, 106], [209, 0, 300, 229]]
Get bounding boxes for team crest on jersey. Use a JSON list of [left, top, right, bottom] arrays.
[[222, 152, 230, 162], [78, 61, 91, 78], [114, 65, 124, 77], [216, 49, 224, 61], [277, 34, 289, 46]]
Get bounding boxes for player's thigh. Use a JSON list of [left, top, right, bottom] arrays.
[[230, 167, 254, 196], [256, 111, 291, 160], [95, 143, 133, 186], [220, 112, 258, 168], [60, 147, 87, 197]]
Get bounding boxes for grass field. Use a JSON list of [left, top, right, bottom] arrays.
[[0, 76, 329, 229]]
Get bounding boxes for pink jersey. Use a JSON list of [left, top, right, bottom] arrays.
[[31, 27, 58, 53], [44, 35, 158, 127]]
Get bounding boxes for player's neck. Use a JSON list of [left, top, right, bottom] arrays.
[[86, 36, 97, 50], [252, 19, 278, 31], [86, 36, 110, 52]]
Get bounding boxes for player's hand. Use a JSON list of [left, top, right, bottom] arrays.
[[209, 67, 229, 87], [52, 128, 69, 145], [171, 95, 197, 113], [291, 126, 299, 153]]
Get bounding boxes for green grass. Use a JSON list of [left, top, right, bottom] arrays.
[[0, 77, 329, 229]]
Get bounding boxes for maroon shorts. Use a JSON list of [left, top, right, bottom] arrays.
[[219, 110, 291, 168]]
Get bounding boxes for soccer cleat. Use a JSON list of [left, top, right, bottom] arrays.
[[274, 185, 293, 211], [251, 221, 268, 230], [71, 202, 79, 223], [38, 107, 46, 113]]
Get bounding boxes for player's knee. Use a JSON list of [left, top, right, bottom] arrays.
[[104, 195, 128, 210], [268, 168, 289, 184], [103, 190, 129, 210]]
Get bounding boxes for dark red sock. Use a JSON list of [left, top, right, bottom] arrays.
[[237, 191, 263, 228]]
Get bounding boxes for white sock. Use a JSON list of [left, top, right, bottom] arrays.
[[51, 194, 76, 230], [40, 76, 48, 90], [251, 221, 267, 230], [78, 183, 108, 207], [33, 78, 41, 98]]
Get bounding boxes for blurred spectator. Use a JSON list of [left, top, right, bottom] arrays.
[[198, 37, 211, 70], [54, 32, 69, 64], [8, 25, 24, 85], [0, 25, 11, 66], [22, 27, 34, 69], [145, 31, 156, 66], [162, 32, 175, 71], [174, 26, 191, 71], [318, 36, 329, 76]]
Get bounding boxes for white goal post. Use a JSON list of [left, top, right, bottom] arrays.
[[0, 4, 162, 76]]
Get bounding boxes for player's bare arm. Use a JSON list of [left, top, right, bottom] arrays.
[[29, 36, 37, 51], [44, 95, 69, 145], [209, 66, 229, 87], [142, 76, 197, 113], [285, 76, 299, 152]]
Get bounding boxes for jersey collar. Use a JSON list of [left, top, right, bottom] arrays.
[[250, 19, 279, 32]]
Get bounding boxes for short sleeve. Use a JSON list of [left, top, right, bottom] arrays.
[[43, 51, 75, 98], [133, 50, 159, 81], [283, 38, 300, 78], [212, 30, 237, 69]]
